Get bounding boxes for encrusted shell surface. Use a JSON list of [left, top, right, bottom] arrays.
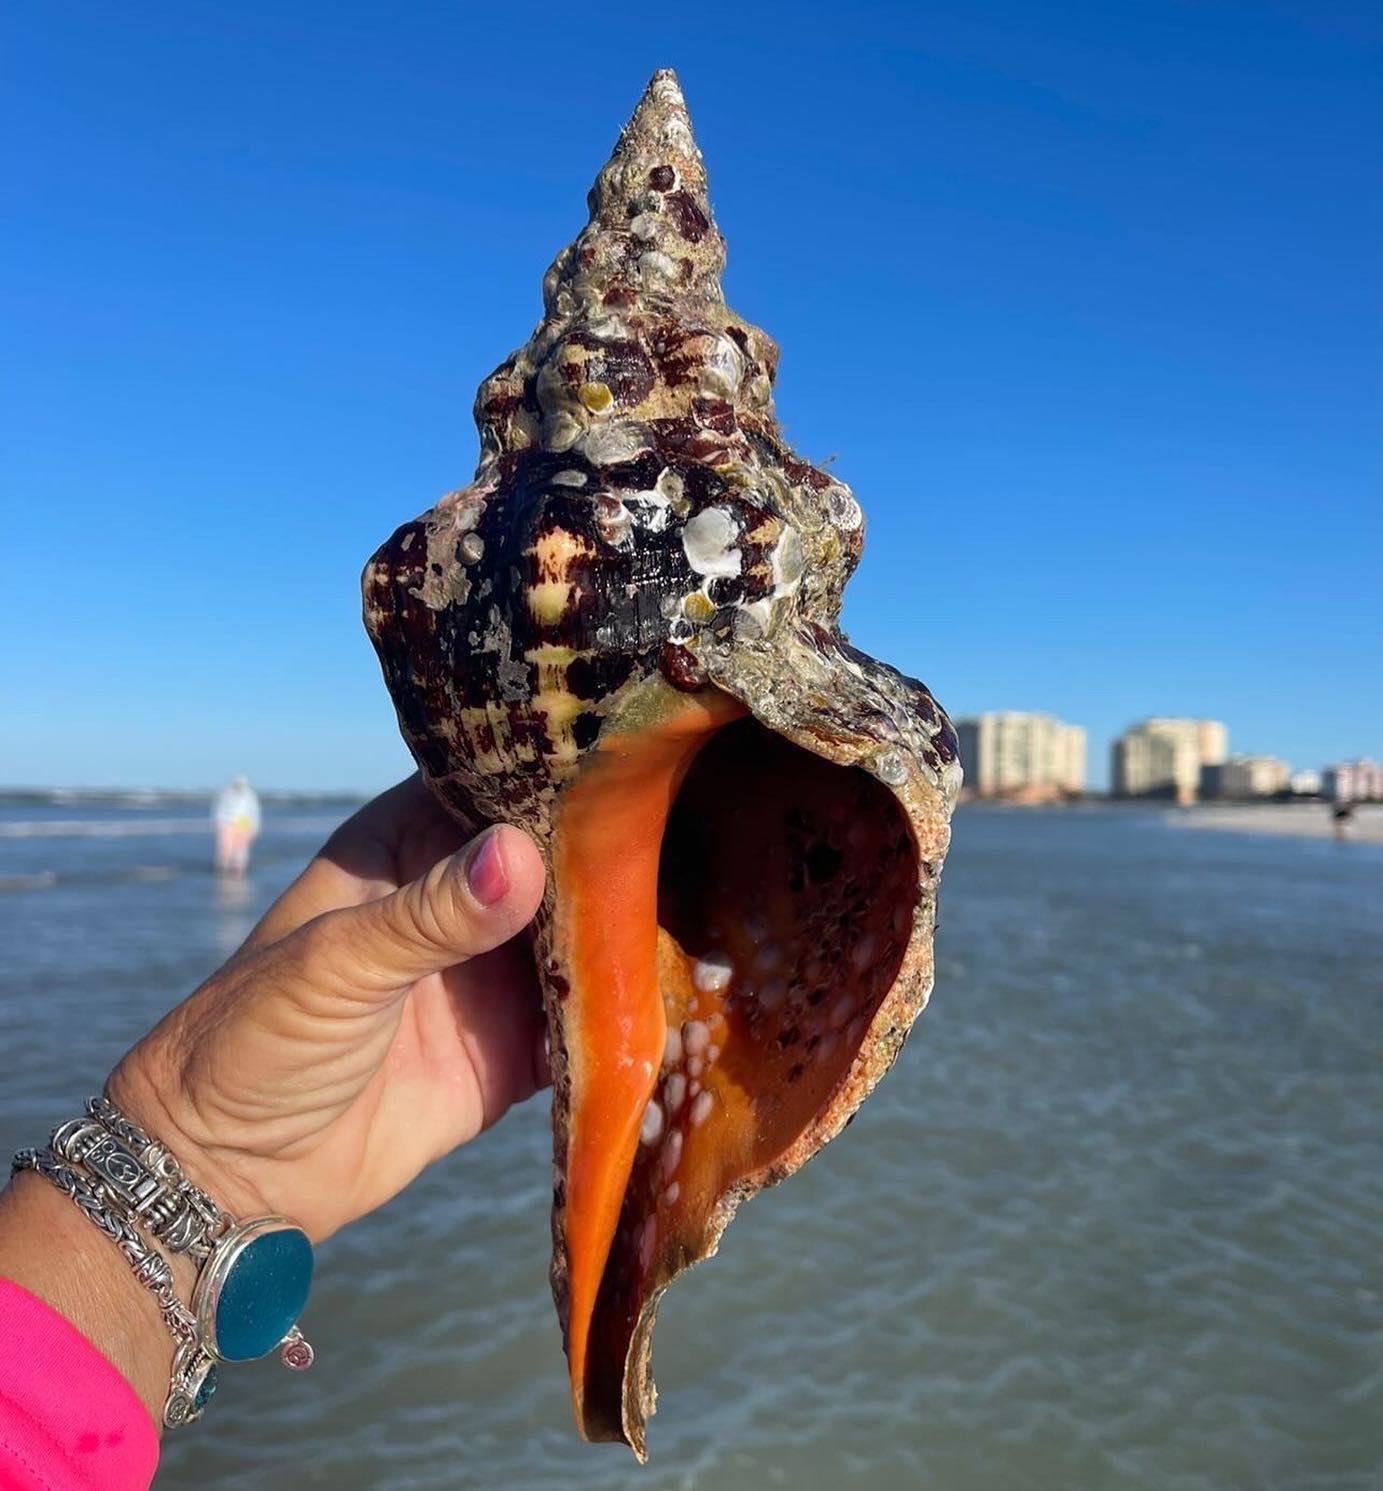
[[364, 69, 960, 1460]]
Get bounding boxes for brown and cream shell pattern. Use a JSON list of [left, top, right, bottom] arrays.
[[363, 69, 960, 1460]]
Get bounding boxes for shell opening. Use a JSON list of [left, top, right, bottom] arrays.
[[555, 706, 918, 1450]]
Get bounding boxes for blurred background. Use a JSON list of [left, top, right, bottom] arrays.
[[2, 2, 1380, 1487]]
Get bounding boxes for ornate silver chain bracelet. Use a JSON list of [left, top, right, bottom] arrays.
[[13, 1096, 316, 1430], [11, 1146, 200, 1368], [51, 1096, 228, 1260]]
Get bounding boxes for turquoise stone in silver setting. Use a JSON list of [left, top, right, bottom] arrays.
[[193, 1215, 314, 1364], [193, 1363, 219, 1411]]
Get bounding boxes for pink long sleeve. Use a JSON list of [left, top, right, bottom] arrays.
[[0, 1279, 159, 1491]]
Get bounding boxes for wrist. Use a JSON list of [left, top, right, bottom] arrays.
[[0, 1171, 184, 1429]]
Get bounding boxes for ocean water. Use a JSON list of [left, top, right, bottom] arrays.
[[1, 800, 1379, 1489]]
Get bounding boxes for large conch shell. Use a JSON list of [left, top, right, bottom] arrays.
[[363, 69, 960, 1460]]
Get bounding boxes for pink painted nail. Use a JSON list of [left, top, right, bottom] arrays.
[[466, 832, 509, 906]]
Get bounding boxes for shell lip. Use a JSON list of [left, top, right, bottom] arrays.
[[555, 687, 944, 1457]]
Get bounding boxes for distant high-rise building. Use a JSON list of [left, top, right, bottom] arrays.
[[1202, 754, 1291, 800], [1110, 718, 1227, 804], [1288, 769, 1322, 797], [1197, 720, 1228, 769], [1322, 759, 1383, 803], [956, 713, 1086, 801]]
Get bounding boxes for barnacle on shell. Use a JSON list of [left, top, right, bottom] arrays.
[[363, 69, 960, 1460]]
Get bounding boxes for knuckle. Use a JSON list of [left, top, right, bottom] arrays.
[[292, 914, 340, 974], [401, 862, 471, 953]]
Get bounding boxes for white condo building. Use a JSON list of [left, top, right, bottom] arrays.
[[1111, 718, 1228, 804], [956, 713, 1086, 801], [1208, 754, 1291, 799]]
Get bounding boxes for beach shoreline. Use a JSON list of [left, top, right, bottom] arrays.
[[1165, 802, 1383, 844]]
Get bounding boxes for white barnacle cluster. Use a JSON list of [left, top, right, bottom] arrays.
[[634, 889, 894, 1226], [636, 951, 743, 1216], [530, 313, 639, 456], [871, 749, 908, 787], [824, 483, 863, 533], [681, 505, 742, 580], [697, 332, 745, 401]]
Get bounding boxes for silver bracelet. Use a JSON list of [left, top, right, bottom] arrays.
[[10, 1147, 218, 1427], [89, 1094, 226, 1244], [80, 1096, 316, 1403], [15, 1096, 317, 1431], [51, 1098, 226, 1260]]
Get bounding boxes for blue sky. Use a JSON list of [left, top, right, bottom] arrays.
[[4, 1, 1379, 790]]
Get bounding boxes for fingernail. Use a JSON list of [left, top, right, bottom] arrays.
[[466, 831, 509, 907]]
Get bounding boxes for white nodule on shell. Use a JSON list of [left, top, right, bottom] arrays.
[[639, 1215, 658, 1269], [697, 335, 744, 399], [661, 115, 694, 152], [450, 497, 486, 532], [682, 1018, 711, 1055], [582, 311, 632, 344], [688, 1077, 701, 1097], [758, 977, 787, 1012], [706, 1044, 720, 1063], [638, 250, 677, 281], [771, 527, 805, 591], [816, 1032, 839, 1065], [829, 994, 854, 1030], [579, 421, 650, 467], [542, 409, 583, 452], [691, 954, 733, 995], [661, 1129, 684, 1180], [639, 1099, 665, 1146], [682, 507, 742, 580], [628, 491, 673, 533], [689, 1089, 714, 1127], [594, 498, 633, 547], [687, 1055, 704, 1079], [630, 212, 661, 241], [665, 1181, 681, 1206], [550, 469, 587, 488], [663, 1025, 683, 1069], [873, 750, 908, 787], [734, 597, 776, 640], [664, 1071, 687, 1113], [825, 483, 863, 532]]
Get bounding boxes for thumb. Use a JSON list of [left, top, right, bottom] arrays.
[[303, 826, 546, 999]]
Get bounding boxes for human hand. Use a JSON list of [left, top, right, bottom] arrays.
[[106, 776, 548, 1244]]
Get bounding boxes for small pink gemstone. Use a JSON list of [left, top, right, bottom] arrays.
[[281, 1339, 315, 1371]]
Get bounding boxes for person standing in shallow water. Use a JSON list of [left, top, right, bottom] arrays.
[[213, 775, 261, 874]]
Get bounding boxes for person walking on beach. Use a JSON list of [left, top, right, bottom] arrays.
[[213, 774, 261, 873]]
